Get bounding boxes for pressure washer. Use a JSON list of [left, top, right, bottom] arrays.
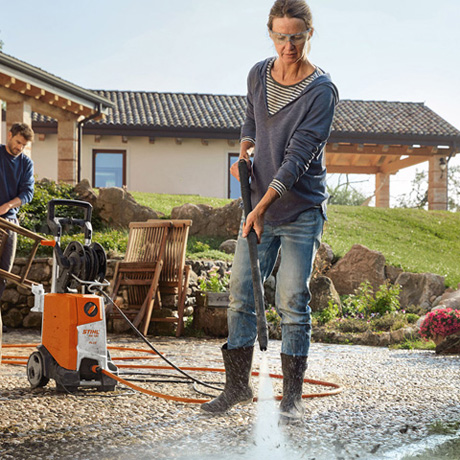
[[27, 199, 118, 392]]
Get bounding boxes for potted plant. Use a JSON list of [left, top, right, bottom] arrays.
[[419, 308, 460, 346], [194, 267, 231, 336]]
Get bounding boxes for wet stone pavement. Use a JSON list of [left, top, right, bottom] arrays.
[[0, 329, 459, 460]]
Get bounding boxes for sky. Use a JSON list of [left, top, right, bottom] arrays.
[[1, 0, 459, 204]]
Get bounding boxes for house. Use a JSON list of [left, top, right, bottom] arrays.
[[2, 51, 460, 209]]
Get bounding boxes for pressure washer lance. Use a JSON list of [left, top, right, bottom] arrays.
[[238, 159, 269, 351]]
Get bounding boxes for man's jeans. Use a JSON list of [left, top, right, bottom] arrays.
[[227, 208, 324, 356], [0, 218, 18, 300]]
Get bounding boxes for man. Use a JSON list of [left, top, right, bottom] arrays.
[[0, 123, 35, 336]]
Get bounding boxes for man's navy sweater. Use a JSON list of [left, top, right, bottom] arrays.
[[0, 145, 34, 219], [241, 58, 339, 225]]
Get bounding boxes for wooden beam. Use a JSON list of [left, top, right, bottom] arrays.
[[326, 164, 379, 174], [380, 155, 431, 174]]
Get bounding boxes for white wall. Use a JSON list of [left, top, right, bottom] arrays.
[[32, 133, 239, 199]]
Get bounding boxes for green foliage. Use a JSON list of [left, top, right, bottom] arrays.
[[18, 179, 78, 232], [397, 165, 460, 212], [327, 184, 367, 206], [335, 317, 370, 333], [341, 281, 401, 319], [314, 300, 340, 325], [187, 236, 232, 261], [391, 338, 435, 350], [266, 306, 281, 327], [405, 313, 420, 324], [198, 266, 230, 292]]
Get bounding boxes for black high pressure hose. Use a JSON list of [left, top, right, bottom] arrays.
[[93, 287, 224, 393]]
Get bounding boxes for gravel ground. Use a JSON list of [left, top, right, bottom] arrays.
[[1, 329, 459, 460]]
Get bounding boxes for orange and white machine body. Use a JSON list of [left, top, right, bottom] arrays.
[[26, 199, 118, 392]]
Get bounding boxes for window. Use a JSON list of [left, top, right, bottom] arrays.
[[92, 150, 126, 188], [228, 153, 240, 199]]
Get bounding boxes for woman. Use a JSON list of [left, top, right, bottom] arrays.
[[201, 0, 338, 422]]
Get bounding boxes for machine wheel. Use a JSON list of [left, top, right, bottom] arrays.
[[27, 352, 50, 388]]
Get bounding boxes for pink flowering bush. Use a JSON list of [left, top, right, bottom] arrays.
[[420, 308, 460, 340]]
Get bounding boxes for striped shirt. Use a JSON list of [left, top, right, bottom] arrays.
[[267, 59, 323, 197]]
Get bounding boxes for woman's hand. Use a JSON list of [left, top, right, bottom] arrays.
[[242, 208, 264, 243], [230, 158, 251, 181]]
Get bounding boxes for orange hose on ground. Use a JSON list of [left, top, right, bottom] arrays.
[[1, 343, 343, 402]]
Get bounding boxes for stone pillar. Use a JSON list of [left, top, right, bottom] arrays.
[[57, 117, 78, 184], [375, 172, 390, 208], [428, 155, 448, 210], [5, 100, 33, 158]]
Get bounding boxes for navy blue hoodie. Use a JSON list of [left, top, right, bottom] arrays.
[[0, 145, 34, 219], [241, 58, 339, 225]]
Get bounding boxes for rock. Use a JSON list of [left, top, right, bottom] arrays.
[[171, 199, 242, 238], [219, 239, 237, 254], [313, 243, 335, 276], [436, 332, 460, 355], [1, 288, 20, 304], [27, 262, 51, 282], [385, 265, 404, 284], [327, 244, 387, 295], [264, 275, 276, 306], [3, 308, 23, 328], [310, 275, 341, 313], [74, 179, 98, 207], [396, 272, 445, 311], [96, 187, 160, 228], [23, 312, 42, 329], [435, 289, 460, 310]]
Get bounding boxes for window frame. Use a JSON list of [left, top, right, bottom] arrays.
[[92, 149, 127, 188]]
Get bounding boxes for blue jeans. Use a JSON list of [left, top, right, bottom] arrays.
[[0, 218, 18, 300], [227, 208, 324, 356]]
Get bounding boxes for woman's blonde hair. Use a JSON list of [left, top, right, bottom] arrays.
[[267, 0, 313, 31]]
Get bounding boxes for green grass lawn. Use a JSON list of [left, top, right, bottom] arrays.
[[324, 206, 460, 287], [18, 190, 460, 287]]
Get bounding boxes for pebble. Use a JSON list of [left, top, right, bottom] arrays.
[[1, 330, 459, 459]]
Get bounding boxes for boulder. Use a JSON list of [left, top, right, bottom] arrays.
[[74, 179, 98, 208], [385, 265, 404, 284], [395, 272, 445, 311], [313, 242, 335, 276], [96, 187, 160, 228], [436, 332, 460, 355], [435, 289, 460, 310], [327, 244, 387, 295], [171, 199, 242, 238], [219, 239, 237, 254], [310, 275, 341, 313]]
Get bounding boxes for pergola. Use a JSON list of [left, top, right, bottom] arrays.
[[0, 52, 113, 184], [326, 100, 460, 210]]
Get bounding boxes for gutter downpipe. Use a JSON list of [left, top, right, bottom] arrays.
[[77, 104, 102, 183]]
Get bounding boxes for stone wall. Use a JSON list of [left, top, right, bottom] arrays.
[[0, 257, 231, 330]]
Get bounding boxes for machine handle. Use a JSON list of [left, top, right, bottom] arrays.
[[47, 199, 93, 240], [238, 159, 269, 351]]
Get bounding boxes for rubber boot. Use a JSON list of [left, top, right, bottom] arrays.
[[201, 344, 254, 414], [279, 353, 308, 423]]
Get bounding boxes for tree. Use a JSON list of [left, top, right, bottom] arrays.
[[396, 165, 460, 211], [327, 174, 368, 206]]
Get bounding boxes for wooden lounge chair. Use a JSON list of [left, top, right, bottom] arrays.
[[149, 219, 192, 337], [109, 221, 170, 335], [0, 217, 45, 288]]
